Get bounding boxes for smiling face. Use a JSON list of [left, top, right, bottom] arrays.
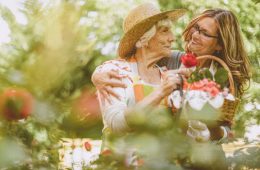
[[187, 17, 222, 56], [143, 26, 174, 67], [183, 9, 251, 96], [147, 25, 174, 58]]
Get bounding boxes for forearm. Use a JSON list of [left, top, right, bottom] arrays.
[[136, 89, 165, 107]]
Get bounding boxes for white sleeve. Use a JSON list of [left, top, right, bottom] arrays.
[[101, 86, 130, 134], [96, 60, 133, 134], [93, 64, 104, 74]]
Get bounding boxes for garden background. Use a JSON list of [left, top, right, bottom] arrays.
[[0, 0, 259, 169]]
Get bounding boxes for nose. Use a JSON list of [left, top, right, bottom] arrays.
[[168, 31, 174, 43], [192, 30, 200, 40]]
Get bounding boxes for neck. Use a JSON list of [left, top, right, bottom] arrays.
[[133, 48, 161, 84], [134, 48, 160, 68]]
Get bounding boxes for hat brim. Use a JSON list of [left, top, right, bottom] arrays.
[[118, 9, 187, 58]]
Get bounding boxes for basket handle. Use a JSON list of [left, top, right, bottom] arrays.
[[196, 55, 235, 96]]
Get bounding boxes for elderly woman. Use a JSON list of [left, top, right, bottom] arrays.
[[95, 4, 186, 138]]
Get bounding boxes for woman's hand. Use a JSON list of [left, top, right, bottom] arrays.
[[91, 70, 127, 101], [178, 67, 194, 77], [134, 71, 181, 107], [159, 71, 181, 97], [187, 120, 210, 142], [163, 67, 192, 79]]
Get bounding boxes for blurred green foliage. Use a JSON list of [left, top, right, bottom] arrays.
[[0, 0, 259, 169]]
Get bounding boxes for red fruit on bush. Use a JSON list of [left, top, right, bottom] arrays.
[[72, 89, 101, 122], [0, 88, 33, 121], [84, 141, 92, 151], [101, 149, 112, 156]]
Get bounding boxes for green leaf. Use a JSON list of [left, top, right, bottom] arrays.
[[187, 78, 193, 83], [214, 68, 228, 88], [203, 69, 213, 80]]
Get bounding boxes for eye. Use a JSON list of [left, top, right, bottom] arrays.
[[162, 27, 169, 32], [202, 30, 213, 37], [201, 31, 209, 36]]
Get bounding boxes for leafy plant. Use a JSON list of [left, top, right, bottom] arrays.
[[187, 67, 228, 89], [214, 68, 229, 88]]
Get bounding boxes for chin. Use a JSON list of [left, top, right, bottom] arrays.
[[189, 47, 200, 55], [163, 51, 171, 57]]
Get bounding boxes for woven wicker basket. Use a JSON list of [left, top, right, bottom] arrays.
[[175, 55, 240, 127]]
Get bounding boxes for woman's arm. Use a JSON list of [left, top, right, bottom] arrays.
[[137, 72, 181, 107], [98, 64, 181, 134], [95, 61, 132, 134], [92, 63, 127, 102], [92, 54, 187, 102]]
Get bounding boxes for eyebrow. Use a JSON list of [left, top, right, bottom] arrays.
[[196, 24, 213, 34]]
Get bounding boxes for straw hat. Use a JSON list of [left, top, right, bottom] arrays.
[[118, 3, 187, 58]]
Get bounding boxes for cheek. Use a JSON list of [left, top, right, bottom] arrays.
[[155, 38, 164, 45], [157, 34, 168, 43], [202, 40, 216, 49]]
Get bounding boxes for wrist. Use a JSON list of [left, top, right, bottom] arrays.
[[155, 89, 166, 100]]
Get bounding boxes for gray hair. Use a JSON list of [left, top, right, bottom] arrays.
[[135, 19, 172, 48]]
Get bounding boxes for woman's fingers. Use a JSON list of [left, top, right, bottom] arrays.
[[93, 70, 126, 88], [109, 79, 127, 88], [105, 86, 121, 100], [166, 74, 181, 85], [100, 89, 112, 104], [100, 85, 123, 101], [109, 69, 127, 79], [178, 68, 193, 77], [161, 75, 181, 96], [93, 70, 127, 101], [164, 70, 179, 75], [107, 70, 127, 88]]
